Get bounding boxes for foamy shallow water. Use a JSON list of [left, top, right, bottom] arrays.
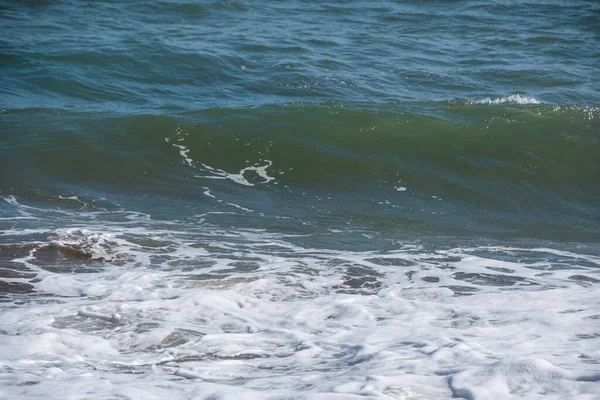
[[1, 197, 599, 400]]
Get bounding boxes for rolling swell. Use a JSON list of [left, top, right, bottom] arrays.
[[2, 101, 599, 240]]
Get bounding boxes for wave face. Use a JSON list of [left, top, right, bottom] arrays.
[[1, 1, 600, 399], [2, 102, 599, 241]]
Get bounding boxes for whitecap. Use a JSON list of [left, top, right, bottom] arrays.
[[470, 94, 541, 105]]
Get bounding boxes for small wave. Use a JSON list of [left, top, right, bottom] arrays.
[[470, 94, 541, 105]]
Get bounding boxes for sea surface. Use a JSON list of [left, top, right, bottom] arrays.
[[1, 1, 600, 399]]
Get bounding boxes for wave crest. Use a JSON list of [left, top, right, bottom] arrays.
[[470, 94, 541, 105]]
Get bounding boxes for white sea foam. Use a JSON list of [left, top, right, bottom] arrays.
[[1, 199, 599, 399], [470, 94, 541, 105], [202, 187, 216, 198], [193, 159, 276, 187], [167, 130, 276, 188]]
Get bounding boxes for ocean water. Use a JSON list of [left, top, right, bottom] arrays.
[[1, 1, 600, 399]]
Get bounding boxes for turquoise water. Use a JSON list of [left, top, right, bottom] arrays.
[[1, 1, 600, 399]]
